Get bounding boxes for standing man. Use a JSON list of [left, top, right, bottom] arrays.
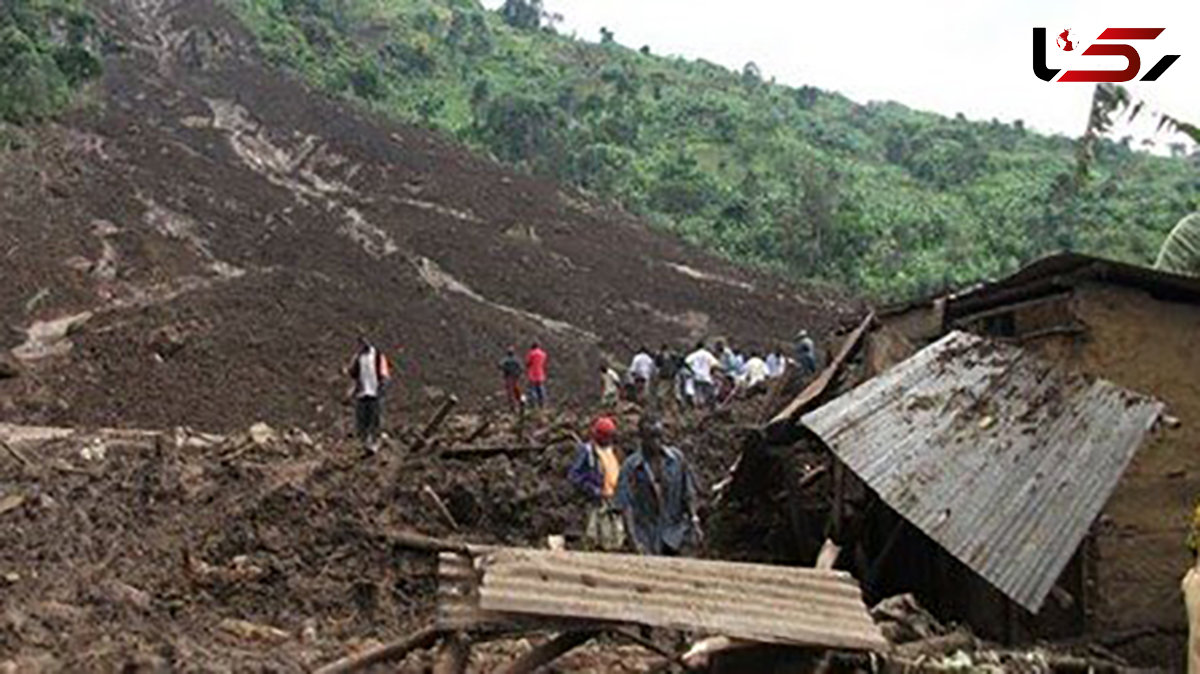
[[765, 349, 786, 379], [796, 330, 818, 375], [629, 346, 657, 404], [599, 363, 622, 406], [616, 414, 702, 556], [685, 341, 721, 409], [347, 336, 391, 454], [656, 344, 679, 411], [499, 347, 523, 412], [568, 416, 625, 551], [525, 341, 548, 409], [742, 351, 769, 394]]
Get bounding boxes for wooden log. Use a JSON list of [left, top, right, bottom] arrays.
[[815, 538, 841, 571], [894, 628, 975, 658], [432, 632, 471, 674], [412, 395, 459, 451], [607, 627, 677, 661], [439, 444, 548, 458], [0, 439, 31, 468], [464, 416, 492, 443], [796, 464, 828, 491], [681, 636, 755, 670], [830, 461, 845, 539], [314, 625, 444, 674], [389, 530, 470, 555], [866, 518, 906, 588], [497, 631, 598, 674], [422, 484, 460, 531]]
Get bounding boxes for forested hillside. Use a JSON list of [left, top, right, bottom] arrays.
[[243, 1, 1196, 295], [0, 0, 101, 130]]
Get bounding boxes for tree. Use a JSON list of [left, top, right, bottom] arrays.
[[0, 25, 68, 123], [500, 0, 542, 30], [741, 61, 761, 88], [1156, 213, 1200, 276]]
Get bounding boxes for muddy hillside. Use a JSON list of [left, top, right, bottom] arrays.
[[0, 0, 852, 433]]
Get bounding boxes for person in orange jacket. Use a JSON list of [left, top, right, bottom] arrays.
[[568, 416, 625, 550]]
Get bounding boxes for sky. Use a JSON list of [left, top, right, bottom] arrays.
[[481, 0, 1199, 152]]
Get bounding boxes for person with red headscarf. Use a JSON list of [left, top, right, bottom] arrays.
[[568, 416, 625, 550]]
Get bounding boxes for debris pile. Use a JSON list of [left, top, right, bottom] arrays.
[[0, 399, 758, 672]]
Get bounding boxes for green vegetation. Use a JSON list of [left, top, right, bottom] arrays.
[[230, 0, 1200, 298], [0, 0, 101, 125], [1156, 213, 1200, 276]]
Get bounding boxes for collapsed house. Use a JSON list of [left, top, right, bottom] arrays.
[[748, 253, 1200, 667]]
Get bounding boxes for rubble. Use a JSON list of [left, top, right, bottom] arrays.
[[0, 403, 754, 671]]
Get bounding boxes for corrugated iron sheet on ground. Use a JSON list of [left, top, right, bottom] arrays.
[[437, 551, 595, 633], [471, 547, 887, 651], [802, 330, 1163, 613]]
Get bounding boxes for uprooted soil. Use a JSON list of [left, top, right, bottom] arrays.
[[0, 395, 767, 672], [0, 0, 857, 434]]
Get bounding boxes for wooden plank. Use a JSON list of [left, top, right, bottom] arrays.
[[769, 312, 874, 427], [314, 625, 443, 674]]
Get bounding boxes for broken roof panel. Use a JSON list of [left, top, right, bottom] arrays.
[[802, 331, 1163, 613], [473, 547, 887, 651]]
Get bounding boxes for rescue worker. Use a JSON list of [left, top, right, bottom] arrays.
[[1184, 501, 1200, 674], [742, 351, 769, 395], [685, 341, 721, 409], [347, 336, 391, 454], [568, 416, 625, 551], [765, 350, 786, 379], [525, 341, 548, 408], [629, 346, 656, 404], [616, 414, 702, 556], [599, 363, 622, 406], [499, 347, 523, 412], [796, 330, 818, 375], [655, 344, 679, 409]]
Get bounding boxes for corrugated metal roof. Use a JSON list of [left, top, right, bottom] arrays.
[[880, 252, 1200, 320], [472, 547, 887, 651], [802, 331, 1163, 613]]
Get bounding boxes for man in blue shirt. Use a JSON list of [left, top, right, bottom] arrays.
[[616, 414, 703, 556]]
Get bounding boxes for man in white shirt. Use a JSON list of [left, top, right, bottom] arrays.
[[743, 352, 769, 391], [599, 364, 622, 406], [347, 337, 391, 454], [765, 351, 785, 379], [629, 346, 657, 403], [685, 342, 721, 408]]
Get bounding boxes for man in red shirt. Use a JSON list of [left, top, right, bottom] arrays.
[[525, 341, 548, 408]]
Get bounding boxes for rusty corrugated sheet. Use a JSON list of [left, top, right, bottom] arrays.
[[802, 331, 1163, 613], [436, 552, 594, 633], [472, 548, 887, 651]]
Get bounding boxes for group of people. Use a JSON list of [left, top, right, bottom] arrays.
[[605, 331, 820, 410], [565, 329, 821, 556], [345, 330, 819, 454], [343, 329, 818, 560], [498, 342, 548, 411], [568, 412, 702, 555]]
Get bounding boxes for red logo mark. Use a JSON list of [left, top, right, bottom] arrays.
[[1033, 27, 1179, 83]]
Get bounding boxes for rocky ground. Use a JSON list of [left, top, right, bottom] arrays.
[[0, 391, 777, 672]]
